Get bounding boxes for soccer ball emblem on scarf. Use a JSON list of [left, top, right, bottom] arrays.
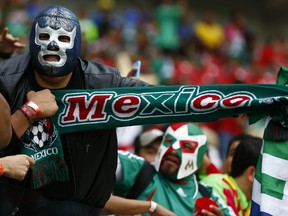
[[22, 118, 57, 152]]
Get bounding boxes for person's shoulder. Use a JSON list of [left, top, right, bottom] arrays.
[[79, 58, 119, 76], [117, 150, 147, 180], [0, 52, 29, 65], [201, 173, 225, 183], [118, 150, 145, 162], [0, 53, 30, 75]]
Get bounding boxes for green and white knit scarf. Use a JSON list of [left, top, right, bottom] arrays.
[[22, 66, 288, 189]]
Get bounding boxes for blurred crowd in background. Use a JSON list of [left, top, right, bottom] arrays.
[[1, 0, 288, 169]]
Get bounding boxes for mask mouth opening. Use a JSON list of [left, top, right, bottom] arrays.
[[43, 54, 60, 62], [164, 152, 180, 166]]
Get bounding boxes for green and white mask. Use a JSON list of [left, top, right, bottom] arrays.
[[154, 122, 207, 180]]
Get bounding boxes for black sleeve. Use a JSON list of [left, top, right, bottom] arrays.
[[0, 128, 21, 157]]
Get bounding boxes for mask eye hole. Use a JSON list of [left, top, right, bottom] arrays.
[[180, 140, 198, 153], [182, 141, 196, 150], [58, 35, 70, 43], [39, 33, 50, 40], [164, 137, 173, 145]]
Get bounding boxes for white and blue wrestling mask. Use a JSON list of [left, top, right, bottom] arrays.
[[29, 5, 81, 77], [154, 122, 207, 181]]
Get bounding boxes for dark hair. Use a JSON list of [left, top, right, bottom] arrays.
[[230, 135, 263, 178], [226, 134, 252, 158], [134, 135, 141, 155]]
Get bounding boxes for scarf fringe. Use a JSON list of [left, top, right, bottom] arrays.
[[264, 121, 288, 141], [31, 157, 69, 189]]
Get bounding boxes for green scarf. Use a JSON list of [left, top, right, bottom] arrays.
[[20, 118, 69, 189], [52, 83, 288, 133], [22, 66, 288, 189]]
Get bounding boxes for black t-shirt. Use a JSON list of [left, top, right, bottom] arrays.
[[27, 63, 82, 91], [22, 63, 117, 207]]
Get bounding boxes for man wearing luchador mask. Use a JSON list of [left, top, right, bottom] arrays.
[[114, 122, 235, 216], [0, 5, 148, 216]]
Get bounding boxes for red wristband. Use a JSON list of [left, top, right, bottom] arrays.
[[0, 162, 4, 176], [20, 105, 35, 123], [25, 101, 41, 118]]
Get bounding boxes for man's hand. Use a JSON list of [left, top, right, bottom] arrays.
[[11, 89, 58, 139], [200, 206, 224, 216], [1, 154, 35, 181], [26, 89, 58, 118], [0, 27, 26, 56], [126, 67, 140, 80]]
